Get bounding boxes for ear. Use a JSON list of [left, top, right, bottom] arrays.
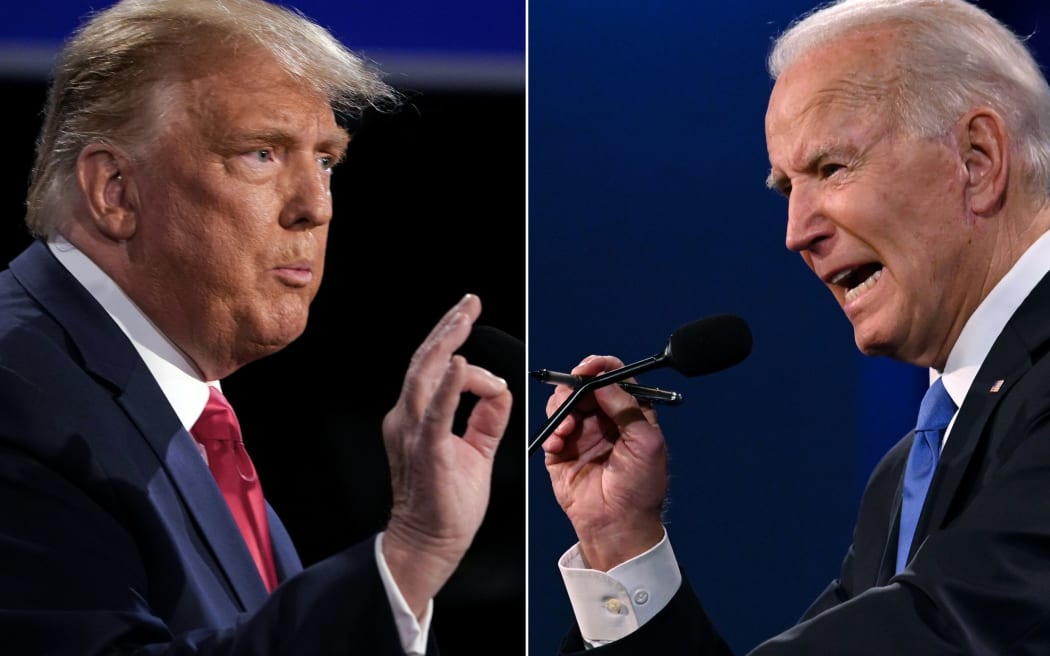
[[75, 144, 137, 241], [956, 108, 1009, 216]]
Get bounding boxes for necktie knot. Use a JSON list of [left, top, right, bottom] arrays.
[[915, 377, 956, 434], [193, 386, 243, 445]]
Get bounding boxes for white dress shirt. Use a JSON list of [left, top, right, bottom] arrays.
[[560, 227, 1050, 647], [48, 236, 431, 654]]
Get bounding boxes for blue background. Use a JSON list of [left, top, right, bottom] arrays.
[[8, 0, 1050, 652], [527, 1, 1050, 654], [0, 1, 524, 91], [0, 1, 524, 55]]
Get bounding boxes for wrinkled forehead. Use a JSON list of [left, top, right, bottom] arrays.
[[766, 32, 901, 138], [152, 53, 343, 143]]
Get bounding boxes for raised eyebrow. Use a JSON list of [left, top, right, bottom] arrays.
[[231, 128, 350, 159], [236, 129, 296, 149], [320, 128, 351, 162]]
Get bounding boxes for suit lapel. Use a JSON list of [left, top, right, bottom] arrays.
[[267, 504, 304, 579], [11, 241, 269, 610], [911, 358, 1024, 560], [909, 271, 1050, 561], [875, 459, 907, 586]]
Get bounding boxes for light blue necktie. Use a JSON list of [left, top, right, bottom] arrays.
[[896, 377, 956, 573]]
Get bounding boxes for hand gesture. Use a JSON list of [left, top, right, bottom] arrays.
[[380, 294, 513, 616], [543, 355, 668, 571]]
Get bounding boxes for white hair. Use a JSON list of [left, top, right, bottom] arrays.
[[769, 0, 1050, 198]]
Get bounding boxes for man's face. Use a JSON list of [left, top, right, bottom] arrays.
[[765, 31, 991, 369], [125, 54, 349, 377]]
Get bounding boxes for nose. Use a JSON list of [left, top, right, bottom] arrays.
[[784, 183, 833, 255], [279, 154, 333, 230]]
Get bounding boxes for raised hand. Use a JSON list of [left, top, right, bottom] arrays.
[[380, 294, 513, 617], [543, 355, 668, 571]]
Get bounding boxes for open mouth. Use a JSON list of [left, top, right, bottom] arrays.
[[831, 263, 883, 303]]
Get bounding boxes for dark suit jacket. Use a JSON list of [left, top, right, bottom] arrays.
[[0, 240, 431, 654], [562, 270, 1050, 655]]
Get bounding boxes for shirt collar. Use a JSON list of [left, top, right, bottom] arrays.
[[936, 227, 1050, 409]]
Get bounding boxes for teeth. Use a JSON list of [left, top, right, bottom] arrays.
[[844, 268, 882, 303], [831, 269, 852, 285]]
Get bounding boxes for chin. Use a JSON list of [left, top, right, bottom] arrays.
[[235, 331, 302, 369], [266, 320, 309, 351], [851, 323, 898, 359], [244, 308, 310, 355], [854, 339, 883, 357]]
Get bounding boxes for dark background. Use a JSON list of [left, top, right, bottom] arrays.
[[528, 1, 1050, 654], [0, 1, 525, 653]]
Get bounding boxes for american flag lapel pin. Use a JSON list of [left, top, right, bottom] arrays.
[[989, 379, 1004, 393]]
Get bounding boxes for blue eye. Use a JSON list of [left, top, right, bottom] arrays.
[[318, 156, 338, 174], [255, 149, 273, 162]]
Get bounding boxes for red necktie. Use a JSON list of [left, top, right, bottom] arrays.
[[191, 386, 278, 592]]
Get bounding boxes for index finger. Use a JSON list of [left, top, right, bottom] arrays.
[[400, 294, 482, 405], [570, 354, 628, 378]]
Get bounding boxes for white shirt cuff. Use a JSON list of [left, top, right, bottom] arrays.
[[558, 529, 681, 646], [374, 532, 433, 655]]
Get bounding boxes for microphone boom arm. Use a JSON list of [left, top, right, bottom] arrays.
[[527, 313, 752, 458], [527, 353, 667, 457]]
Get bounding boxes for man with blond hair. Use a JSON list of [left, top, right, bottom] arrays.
[[0, 1, 513, 653]]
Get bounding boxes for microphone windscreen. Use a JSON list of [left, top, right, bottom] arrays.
[[453, 323, 525, 442], [457, 324, 525, 384], [666, 314, 752, 377]]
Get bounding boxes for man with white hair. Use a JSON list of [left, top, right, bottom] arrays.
[[540, 0, 1050, 652]]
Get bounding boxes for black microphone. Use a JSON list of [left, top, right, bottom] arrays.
[[457, 324, 524, 375], [454, 324, 525, 439], [527, 314, 752, 457]]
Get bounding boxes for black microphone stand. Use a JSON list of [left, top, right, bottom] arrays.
[[527, 352, 668, 457], [527, 314, 752, 458]]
